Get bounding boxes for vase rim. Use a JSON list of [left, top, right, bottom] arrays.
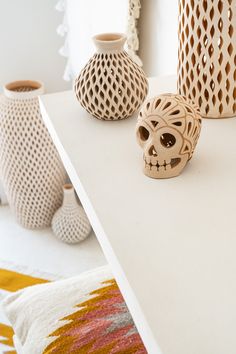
[[93, 33, 127, 52], [63, 183, 73, 191], [4, 80, 44, 100]]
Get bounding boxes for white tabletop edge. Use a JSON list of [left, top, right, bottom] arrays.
[[39, 98, 162, 354]]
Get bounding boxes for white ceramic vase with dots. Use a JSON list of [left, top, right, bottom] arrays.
[[74, 33, 148, 121], [52, 184, 91, 244], [0, 80, 66, 228]]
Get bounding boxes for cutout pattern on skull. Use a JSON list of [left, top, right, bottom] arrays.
[[136, 94, 202, 179]]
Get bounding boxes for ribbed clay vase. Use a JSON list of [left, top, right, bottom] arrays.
[[0, 80, 67, 229], [178, 0, 236, 118], [52, 184, 91, 244], [74, 33, 148, 121]]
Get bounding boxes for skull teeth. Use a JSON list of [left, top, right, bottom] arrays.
[[144, 158, 181, 171]]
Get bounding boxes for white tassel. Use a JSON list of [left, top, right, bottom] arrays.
[[132, 6, 140, 18], [63, 61, 74, 82], [127, 49, 143, 67], [127, 0, 142, 66], [56, 0, 71, 81], [127, 36, 139, 51], [59, 38, 69, 57], [57, 23, 68, 37], [128, 16, 136, 29], [130, 0, 141, 17], [55, 0, 66, 12]]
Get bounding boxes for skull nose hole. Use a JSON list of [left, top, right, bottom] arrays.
[[148, 145, 158, 157], [160, 133, 176, 148]]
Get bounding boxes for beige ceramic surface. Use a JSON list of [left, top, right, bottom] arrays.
[[0, 80, 66, 229], [74, 33, 148, 121], [52, 184, 91, 244], [178, 0, 236, 118], [136, 94, 202, 179]]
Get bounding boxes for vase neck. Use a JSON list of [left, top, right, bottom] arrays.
[[4, 80, 44, 100], [63, 185, 77, 206], [93, 33, 126, 53]]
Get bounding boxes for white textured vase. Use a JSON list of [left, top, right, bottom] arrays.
[[0, 180, 8, 205], [0, 80, 67, 228], [52, 184, 91, 244]]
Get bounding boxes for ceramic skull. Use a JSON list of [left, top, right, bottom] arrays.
[[136, 94, 202, 179]]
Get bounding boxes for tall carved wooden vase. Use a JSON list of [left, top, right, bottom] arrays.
[[0, 80, 67, 229], [178, 0, 236, 118]]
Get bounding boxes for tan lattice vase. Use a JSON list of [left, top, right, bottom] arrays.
[[74, 33, 148, 120], [0, 80, 67, 229], [136, 94, 202, 179], [178, 0, 236, 118], [52, 184, 91, 244]]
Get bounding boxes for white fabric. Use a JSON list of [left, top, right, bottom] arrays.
[[13, 335, 23, 354], [0, 260, 61, 354], [3, 265, 111, 354], [126, 0, 142, 66], [57, 0, 129, 81]]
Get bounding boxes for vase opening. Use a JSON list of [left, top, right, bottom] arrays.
[[6, 80, 42, 92], [62, 184, 77, 206], [93, 33, 126, 52], [63, 184, 73, 190], [4, 80, 44, 99], [95, 33, 125, 42]]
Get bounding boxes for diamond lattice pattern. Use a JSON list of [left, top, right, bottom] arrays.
[[178, 0, 236, 118], [75, 51, 148, 121], [0, 95, 66, 228]]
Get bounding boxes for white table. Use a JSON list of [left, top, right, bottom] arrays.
[[40, 76, 236, 354]]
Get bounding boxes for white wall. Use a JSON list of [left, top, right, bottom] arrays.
[[139, 0, 178, 77], [0, 0, 70, 93], [66, 0, 129, 79], [0, 0, 178, 90]]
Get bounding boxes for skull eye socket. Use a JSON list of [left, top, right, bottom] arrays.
[[138, 126, 150, 141], [160, 133, 176, 148]]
